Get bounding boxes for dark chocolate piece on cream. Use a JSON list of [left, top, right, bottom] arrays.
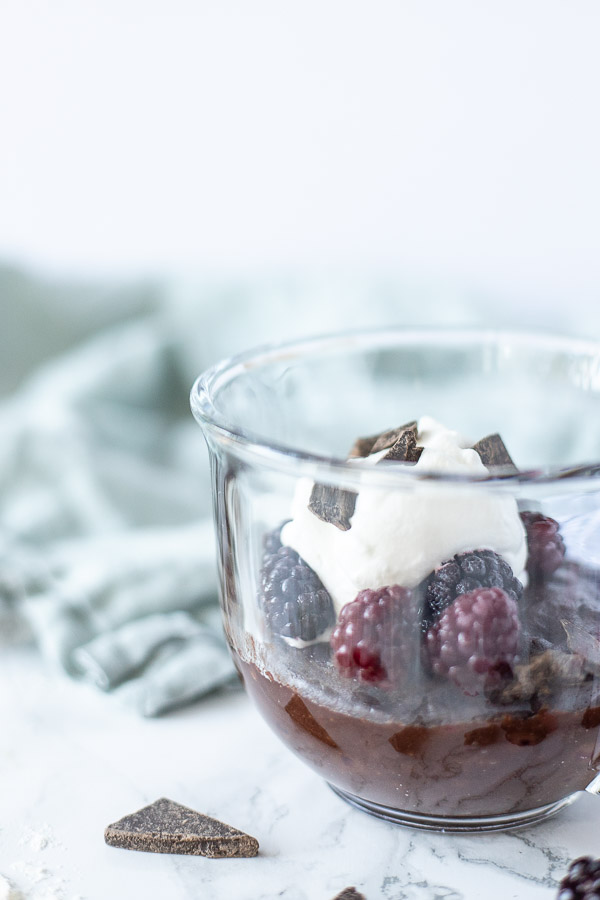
[[472, 433, 518, 474], [104, 798, 259, 858], [331, 889, 367, 900], [351, 420, 423, 463], [382, 425, 423, 463], [308, 483, 357, 531], [369, 420, 419, 455], [309, 421, 421, 529]]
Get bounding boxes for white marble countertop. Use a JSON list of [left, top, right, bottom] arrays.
[[1, 645, 598, 900]]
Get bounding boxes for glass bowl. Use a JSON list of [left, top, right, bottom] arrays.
[[191, 329, 600, 833]]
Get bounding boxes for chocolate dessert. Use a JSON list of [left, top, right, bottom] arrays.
[[238, 561, 600, 819], [235, 419, 600, 823]]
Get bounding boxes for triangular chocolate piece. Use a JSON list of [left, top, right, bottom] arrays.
[[472, 433, 518, 474], [104, 798, 259, 858], [388, 725, 428, 756], [349, 421, 420, 459], [285, 694, 340, 749]]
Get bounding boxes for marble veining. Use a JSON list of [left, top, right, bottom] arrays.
[[2, 646, 600, 900]]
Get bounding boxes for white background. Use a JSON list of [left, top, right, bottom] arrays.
[[1, 0, 599, 315]]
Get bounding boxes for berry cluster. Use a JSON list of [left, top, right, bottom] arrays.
[[258, 509, 567, 694], [557, 856, 600, 900], [259, 528, 335, 642], [422, 549, 523, 632]]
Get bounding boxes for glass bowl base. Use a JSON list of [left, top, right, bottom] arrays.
[[328, 784, 579, 833]]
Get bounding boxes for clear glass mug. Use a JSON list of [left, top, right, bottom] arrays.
[[191, 329, 600, 832]]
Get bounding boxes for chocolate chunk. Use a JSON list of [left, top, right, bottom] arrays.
[[331, 890, 367, 900], [285, 694, 339, 749], [308, 483, 357, 531], [472, 434, 518, 474], [352, 421, 422, 463], [388, 725, 428, 756], [310, 421, 421, 529], [464, 724, 502, 747], [104, 798, 259, 858], [501, 709, 558, 746], [369, 421, 418, 455], [381, 427, 423, 463]]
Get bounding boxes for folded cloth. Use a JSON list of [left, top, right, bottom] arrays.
[[1, 521, 237, 716], [0, 268, 492, 714], [72, 611, 211, 691], [114, 629, 238, 717], [0, 310, 237, 714]]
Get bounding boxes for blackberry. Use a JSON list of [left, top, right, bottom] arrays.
[[557, 856, 600, 899], [263, 525, 284, 556], [259, 530, 335, 642], [424, 587, 520, 694], [330, 585, 412, 684], [422, 549, 523, 631], [520, 511, 566, 578]]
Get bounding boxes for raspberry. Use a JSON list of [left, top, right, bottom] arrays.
[[557, 856, 600, 899], [422, 550, 523, 631], [424, 587, 520, 694], [520, 511, 566, 578], [259, 529, 335, 642], [330, 585, 412, 684]]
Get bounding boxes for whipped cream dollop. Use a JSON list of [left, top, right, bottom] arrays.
[[281, 417, 527, 616]]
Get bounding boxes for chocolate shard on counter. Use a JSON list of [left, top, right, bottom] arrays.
[[472, 433, 518, 474], [104, 798, 259, 858], [331, 889, 367, 900]]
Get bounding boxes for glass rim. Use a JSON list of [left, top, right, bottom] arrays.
[[190, 326, 600, 488]]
